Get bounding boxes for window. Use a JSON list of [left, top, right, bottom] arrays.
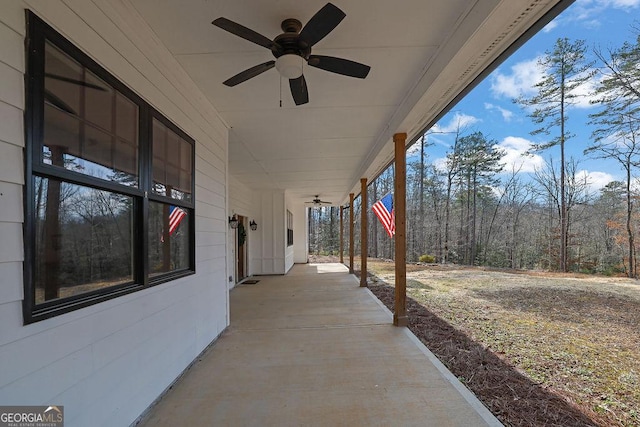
[[287, 210, 294, 247], [23, 12, 195, 323]]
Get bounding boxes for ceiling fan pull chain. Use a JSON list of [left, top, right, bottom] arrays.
[[279, 76, 282, 108]]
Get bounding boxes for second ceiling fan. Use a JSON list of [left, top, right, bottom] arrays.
[[305, 195, 332, 207], [212, 2, 371, 106]]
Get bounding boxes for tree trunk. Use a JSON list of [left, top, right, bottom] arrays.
[[419, 136, 425, 257], [626, 165, 635, 278], [560, 71, 568, 272], [470, 166, 477, 265]]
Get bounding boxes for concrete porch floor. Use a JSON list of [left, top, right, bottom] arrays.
[[137, 263, 502, 426]]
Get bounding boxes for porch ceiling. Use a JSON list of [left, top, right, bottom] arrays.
[[130, 0, 569, 205]]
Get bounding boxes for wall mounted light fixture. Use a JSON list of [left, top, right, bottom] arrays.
[[249, 220, 257, 231], [229, 215, 239, 229]]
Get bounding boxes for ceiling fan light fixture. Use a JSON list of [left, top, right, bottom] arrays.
[[275, 54, 304, 79]]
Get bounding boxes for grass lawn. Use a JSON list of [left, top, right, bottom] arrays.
[[364, 260, 640, 427]]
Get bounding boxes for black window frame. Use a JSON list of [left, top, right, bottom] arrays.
[[287, 210, 294, 247], [23, 11, 196, 324]]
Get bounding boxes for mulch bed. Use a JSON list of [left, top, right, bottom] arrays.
[[366, 281, 611, 427]]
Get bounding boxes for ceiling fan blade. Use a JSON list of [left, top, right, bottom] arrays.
[[308, 55, 370, 78], [223, 61, 275, 87], [289, 75, 309, 106], [212, 17, 277, 51], [299, 3, 345, 47], [44, 89, 77, 115], [45, 73, 107, 91]]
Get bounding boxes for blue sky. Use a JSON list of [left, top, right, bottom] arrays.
[[414, 0, 640, 194]]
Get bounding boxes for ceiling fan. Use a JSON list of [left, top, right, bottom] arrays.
[[305, 195, 332, 207], [212, 2, 371, 106]]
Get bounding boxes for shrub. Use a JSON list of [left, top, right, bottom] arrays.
[[419, 254, 436, 263]]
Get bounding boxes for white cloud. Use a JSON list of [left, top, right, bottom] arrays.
[[609, 0, 640, 6], [568, 0, 640, 28], [491, 58, 600, 109], [409, 112, 481, 156], [577, 0, 640, 10], [407, 136, 428, 157], [542, 20, 559, 33], [491, 58, 544, 99], [576, 169, 617, 192], [431, 135, 544, 175], [496, 136, 545, 173], [484, 102, 514, 122], [569, 71, 602, 108], [433, 156, 448, 173], [426, 112, 481, 150], [431, 111, 481, 134]]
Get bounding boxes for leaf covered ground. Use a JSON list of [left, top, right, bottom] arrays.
[[355, 259, 640, 427]]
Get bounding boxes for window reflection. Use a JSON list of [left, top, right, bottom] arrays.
[[43, 41, 139, 186], [148, 201, 190, 276], [34, 177, 134, 304], [152, 118, 193, 201]]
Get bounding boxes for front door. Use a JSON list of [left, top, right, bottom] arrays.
[[236, 215, 246, 281]]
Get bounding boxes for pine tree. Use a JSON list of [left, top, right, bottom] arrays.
[[457, 131, 504, 264], [514, 38, 595, 272]]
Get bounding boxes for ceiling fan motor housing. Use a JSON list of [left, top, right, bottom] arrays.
[[273, 20, 311, 59], [281, 18, 302, 33]]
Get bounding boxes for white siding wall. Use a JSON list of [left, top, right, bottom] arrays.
[[292, 203, 309, 264], [285, 195, 308, 268], [0, 2, 230, 426], [249, 190, 285, 275], [285, 239, 295, 272]]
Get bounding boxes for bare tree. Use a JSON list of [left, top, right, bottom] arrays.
[[588, 36, 640, 277], [484, 166, 533, 267], [442, 125, 465, 263]]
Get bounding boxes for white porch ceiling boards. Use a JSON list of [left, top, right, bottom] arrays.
[[130, 0, 569, 205]]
